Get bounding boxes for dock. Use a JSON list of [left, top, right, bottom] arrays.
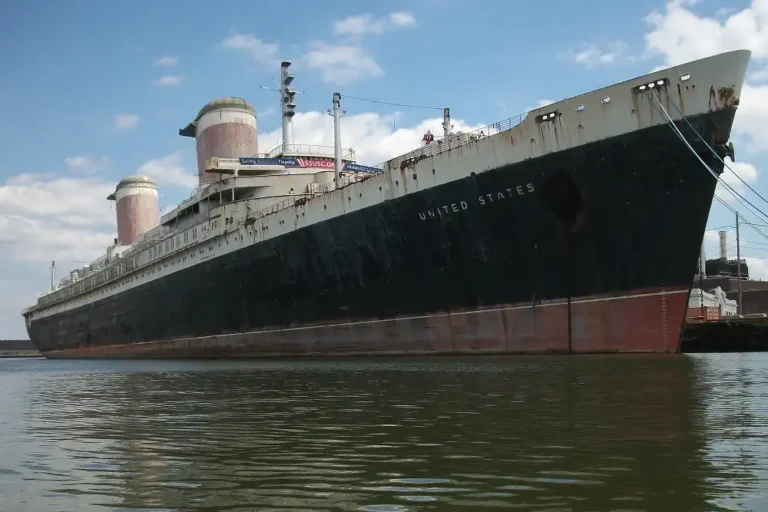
[[0, 339, 41, 358], [681, 315, 768, 352]]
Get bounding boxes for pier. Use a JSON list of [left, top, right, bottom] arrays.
[[681, 315, 768, 353], [0, 339, 41, 358]]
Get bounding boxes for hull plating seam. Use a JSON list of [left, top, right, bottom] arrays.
[[42, 286, 690, 358]]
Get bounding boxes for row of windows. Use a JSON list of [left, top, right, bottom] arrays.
[[148, 218, 220, 265], [35, 203, 296, 315], [34, 230, 248, 318], [38, 216, 225, 309]]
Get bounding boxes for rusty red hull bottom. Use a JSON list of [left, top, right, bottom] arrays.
[[42, 285, 691, 359]]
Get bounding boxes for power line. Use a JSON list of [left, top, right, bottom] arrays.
[[706, 224, 735, 232], [340, 93, 444, 111], [714, 194, 768, 242]]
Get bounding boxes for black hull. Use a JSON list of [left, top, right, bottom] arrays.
[[27, 109, 734, 357]]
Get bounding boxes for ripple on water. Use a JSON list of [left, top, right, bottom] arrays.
[[2, 354, 768, 510]]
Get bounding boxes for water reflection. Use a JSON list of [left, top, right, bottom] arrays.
[[1, 354, 767, 510]]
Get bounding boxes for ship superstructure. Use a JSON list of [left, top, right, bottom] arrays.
[[25, 61, 379, 323], [23, 51, 752, 358]]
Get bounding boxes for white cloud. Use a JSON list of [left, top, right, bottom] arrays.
[[0, 173, 120, 337], [744, 256, 768, 280], [153, 56, 178, 66], [389, 11, 417, 28], [644, 0, 768, 65], [153, 74, 184, 86], [733, 84, 768, 153], [303, 42, 383, 85], [0, 151, 195, 334], [334, 14, 386, 35], [221, 34, 279, 68], [0, 173, 116, 264], [333, 12, 417, 35], [566, 41, 628, 68], [113, 113, 140, 130], [642, 1, 768, 156], [750, 65, 768, 82], [64, 155, 110, 173], [717, 160, 760, 202], [137, 151, 197, 189]]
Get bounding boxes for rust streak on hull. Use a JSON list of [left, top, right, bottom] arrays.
[[43, 286, 690, 359]]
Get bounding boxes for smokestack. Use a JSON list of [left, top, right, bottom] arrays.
[[719, 230, 727, 260], [178, 97, 258, 185], [107, 175, 160, 246]]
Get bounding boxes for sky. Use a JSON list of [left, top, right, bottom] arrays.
[[0, 0, 767, 338]]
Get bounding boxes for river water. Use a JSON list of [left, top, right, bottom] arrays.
[[1, 353, 767, 511]]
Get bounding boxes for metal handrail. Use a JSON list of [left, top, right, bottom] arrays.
[[382, 111, 528, 170], [266, 143, 355, 159]]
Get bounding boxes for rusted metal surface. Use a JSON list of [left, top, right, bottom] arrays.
[[197, 122, 258, 184], [42, 285, 689, 359], [116, 193, 160, 246]]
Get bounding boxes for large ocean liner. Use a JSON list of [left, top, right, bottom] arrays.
[[23, 50, 751, 358]]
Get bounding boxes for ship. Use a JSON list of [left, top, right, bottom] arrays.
[[22, 50, 752, 359]]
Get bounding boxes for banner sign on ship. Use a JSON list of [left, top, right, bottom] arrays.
[[238, 157, 379, 174]]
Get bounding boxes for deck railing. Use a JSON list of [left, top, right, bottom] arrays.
[[266, 143, 356, 160], [383, 111, 529, 170]]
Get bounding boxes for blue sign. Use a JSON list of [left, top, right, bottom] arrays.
[[238, 157, 299, 166], [237, 157, 380, 174], [344, 163, 381, 174]]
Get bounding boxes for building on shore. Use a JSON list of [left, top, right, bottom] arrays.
[[687, 287, 738, 322]]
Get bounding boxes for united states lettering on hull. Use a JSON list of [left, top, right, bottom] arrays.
[[22, 51, 752, 359]]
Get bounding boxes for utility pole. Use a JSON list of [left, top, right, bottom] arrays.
[[699, 241, 705, 319], [736, 212, 743, 315], [50, 260, 56, 291]]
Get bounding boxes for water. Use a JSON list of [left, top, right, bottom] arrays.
[[1, 354, 767, 511]]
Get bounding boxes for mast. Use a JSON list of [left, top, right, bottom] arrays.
[[280, 61, 296, 148], [443, 108, 451, 139], [332, 92, 342, 185]]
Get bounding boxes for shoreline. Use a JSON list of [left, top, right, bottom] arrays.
[[0, 351, 42, 358]]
